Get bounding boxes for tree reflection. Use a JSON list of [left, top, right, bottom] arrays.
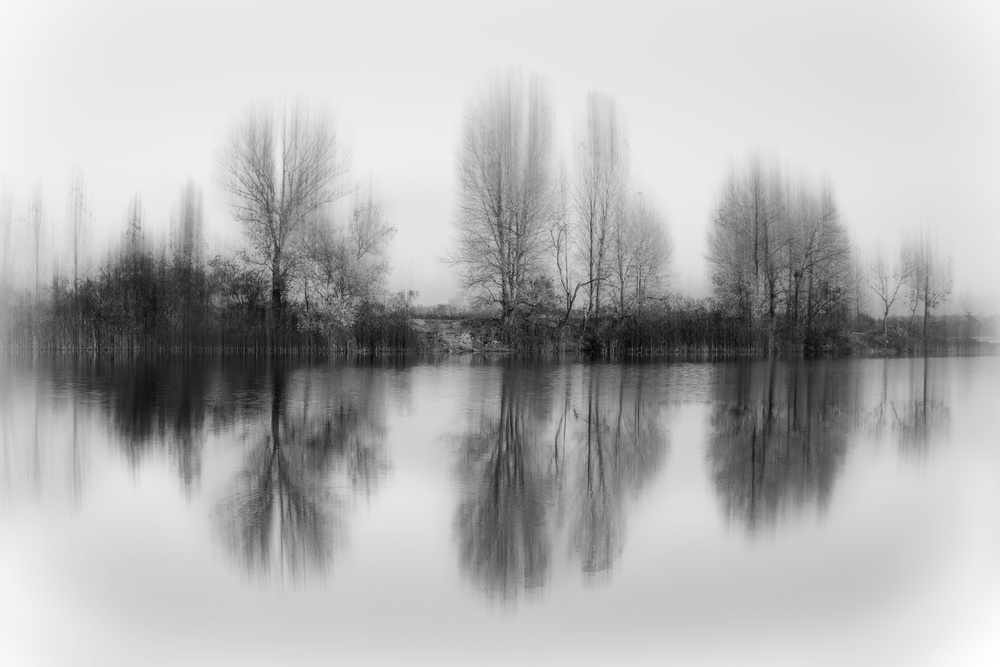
[[91, 358, 243, 497], [215, 363, 390, 583], [708, 361, 853, 536], [861, 359, 951, 458], [67, 357, 394, 582], [455, 365, 553, 600], [454, 363, 668, 601], [0, 360, 92, 510], [894, 358, 950, 457], [565, 367, 666, 577]]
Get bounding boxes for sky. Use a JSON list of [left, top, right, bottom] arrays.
[[1, 0, 998, 313]]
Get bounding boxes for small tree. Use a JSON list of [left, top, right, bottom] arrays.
[[608, 193, 671, 318], [916, 234, 953, 344], [866, 249, 915, 336], [303, 193, 396, 321]]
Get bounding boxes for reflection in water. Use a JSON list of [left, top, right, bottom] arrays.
[[454, 363, 668, 601], [895, 359, 951, 457], [861, 358, 951, 458], [0, 357, 397, 582], [215, 364, 391, 582], [455, 366, 553, 599], [709, 361, 854, 535], [50, 358, 395, 582], [706, 358, 955, 537], [564, 368, 665, 578], [92, 359, 224, 496], [1, 356, 957, 603], [0, 356, 992, 663], [0, 360, 91, 509]]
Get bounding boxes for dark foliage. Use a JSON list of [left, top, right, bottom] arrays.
[[5, 244, 419, 355]]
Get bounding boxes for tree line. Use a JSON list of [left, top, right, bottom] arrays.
[[1, 102, 416, 353], [447, 71, 983, 355], [0, 71, 995, 356], [449, 73, 672, 332]]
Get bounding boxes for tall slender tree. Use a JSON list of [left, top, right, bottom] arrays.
[[707, 155, 784, 350], [911, 233, 953, 345], [575, 93, 629, 325], [450, 70, 556, 325]]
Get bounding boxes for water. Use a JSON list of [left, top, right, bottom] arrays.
[[1, 356, 999, 666]]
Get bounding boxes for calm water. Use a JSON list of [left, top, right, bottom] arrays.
[[1, 356, 999, 666]]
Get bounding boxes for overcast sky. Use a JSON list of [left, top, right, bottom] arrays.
[[1, 0, 998, 312]]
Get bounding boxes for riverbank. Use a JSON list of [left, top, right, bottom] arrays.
[[4, 307, 998, 358], [409, 316, 999, 358]]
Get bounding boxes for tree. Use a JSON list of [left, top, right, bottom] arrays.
[[68, 165, 90, 293], [340, 195, 395, 300], [29, 184, 44, 304], [171, 180, 204, 271], [302, 192, 396, 331], [608, 192, 672, 317], [170, 182, 207, 344], [220, 102, 349, 335], [866, 248, 916, 336], [450, 70, 556, 325], [707, 155, 784, 350], [575, 92, 629, 325], [783, 178, 852, 348], [901, 242, 922, 335], [709, 157, 852, 353], [911, 233, 954, 345], [548, 162, 585, 326]]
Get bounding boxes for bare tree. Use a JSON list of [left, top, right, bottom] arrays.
[[29, 184, 44, 304], [170, 182, 206, 344], [220, 102, 349, 334], [709, 158, 853, 352], [901, 241, 921, 335], [609, 193, 672, 317], [344, 195, 395, 294], [303, 192, 396, 318], [707, 155, 784, 349], [450, 70, 556, 325], [67, 165, 89, 293], [866, 249, 915, 336], [914, 233, 954, 344], [548, 161, 589, 326], [171, 180, 204, 270], [575, 92, 629, 325], [784, 179, 851, 344], [851, 248, 868, 321]]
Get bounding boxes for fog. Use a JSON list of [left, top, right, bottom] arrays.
[[1, 0, 998, 312]]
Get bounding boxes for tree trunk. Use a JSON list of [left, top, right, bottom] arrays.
[[922, 295, 929, 348], [271, 255, 283, 341]]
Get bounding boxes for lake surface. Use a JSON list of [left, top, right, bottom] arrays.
[[1, 356, 999, 666]]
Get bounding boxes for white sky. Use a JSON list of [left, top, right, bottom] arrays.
[[1, 0, 998, 313]]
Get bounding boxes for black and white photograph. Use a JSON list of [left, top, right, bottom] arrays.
[[1, 1, 999, 665]]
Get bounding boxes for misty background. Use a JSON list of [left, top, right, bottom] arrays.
[[1, 0, 997, 312]]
